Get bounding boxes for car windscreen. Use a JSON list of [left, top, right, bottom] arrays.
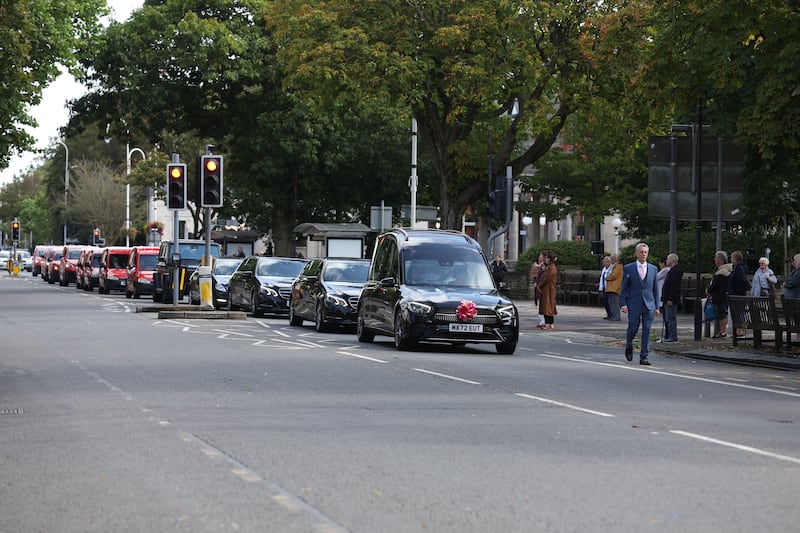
[[109, 254, 128, 268], [402, 245, 494, 289], [324, 261, 369, 283], [178, 243, 220, 260], [214, 260, 241, 275], [139, 254, 157, 271], [256, 259, 304, 278]]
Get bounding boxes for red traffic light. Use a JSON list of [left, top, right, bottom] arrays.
[[169, 166, 184, 179], [166, 163, 187, 210], [204, 159, 218, 173]]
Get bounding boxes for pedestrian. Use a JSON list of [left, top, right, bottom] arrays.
[[661, 253, 683, 342], [728, 250, 750, 337], [783, 253, 800, 299], [620, 243, 660, 365], [599, 256, 612, 319], [751, 257, 777, 298], [530, 252, 547, 329], [538, 250, 558, 330], [491, 254, 508, 287], [604, 254, 623, 321], [657, 255, 670, 339], [706, 251, 731, 338]]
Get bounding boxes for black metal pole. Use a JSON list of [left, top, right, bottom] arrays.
[[694, 103, 704, 341]]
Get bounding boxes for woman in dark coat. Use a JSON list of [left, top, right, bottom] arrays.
[[538, 251, 558, 329], [706, 250, 731, 338]]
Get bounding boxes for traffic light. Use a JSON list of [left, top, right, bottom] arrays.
[[11, 220, 20, 242], [487, 187, 506, 220], [166, 163, 187, 210], [92, 228, 101, 245], [487, 190, 498, 219], [199, 155, 223, 208]]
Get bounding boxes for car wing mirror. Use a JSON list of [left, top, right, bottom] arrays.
[[380, 277, 397, 287]]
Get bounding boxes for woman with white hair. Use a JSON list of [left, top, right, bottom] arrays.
[[752, 257, 778, 298]]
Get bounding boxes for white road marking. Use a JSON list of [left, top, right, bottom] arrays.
[[412, 368, 481, 385], [523, 349, 800, 398], [515, 393, 615, 417], [337, 351, 389, 364], [671, 430, 800, 465]]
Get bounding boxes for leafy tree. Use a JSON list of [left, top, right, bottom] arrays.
[[267, 0, 646, 229], [0, 0, 106, 169], [69, 0, 417, 254], [67, 159, 127, 245]]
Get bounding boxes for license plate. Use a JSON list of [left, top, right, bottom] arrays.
[[449, 323, 483, 333]]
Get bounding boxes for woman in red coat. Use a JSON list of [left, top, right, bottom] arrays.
[[538, 250, 558, 329]]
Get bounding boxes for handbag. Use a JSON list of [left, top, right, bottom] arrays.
[[703, 297, 717, 321]]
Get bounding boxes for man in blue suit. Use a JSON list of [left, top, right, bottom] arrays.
[[620, 242, 660, 365]]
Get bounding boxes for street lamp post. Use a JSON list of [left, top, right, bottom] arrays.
[[612, 217, 622, 255], [55, 140, 69, 245], [126, 144, 146, 246]]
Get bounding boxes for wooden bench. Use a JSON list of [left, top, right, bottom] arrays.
[[780, 297, 800, 347], [728, 295, 784, 349]]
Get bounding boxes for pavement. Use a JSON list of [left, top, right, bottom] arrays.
[[514, 300, 800, 371]]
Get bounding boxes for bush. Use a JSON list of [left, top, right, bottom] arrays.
[[516, 240, 599, 272]]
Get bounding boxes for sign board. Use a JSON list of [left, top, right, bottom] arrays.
[[647, 136, 744, 221], [400, 205, 438, 221], [370, 206, 392, 231]]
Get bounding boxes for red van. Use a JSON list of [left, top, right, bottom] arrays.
[[125, 246, 159, 299], [98, 247, 131, 294]]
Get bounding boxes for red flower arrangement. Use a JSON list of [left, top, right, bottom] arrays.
[[456, 300, 477, 322]]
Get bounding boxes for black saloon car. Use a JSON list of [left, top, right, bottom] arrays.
[[227, 256, 307, 316], [188, 257, 243, 308], [357, 229, 518, 354], [289, 258, 370, 331]]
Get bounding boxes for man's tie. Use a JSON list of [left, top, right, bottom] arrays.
[[640, 263, 646, 280]]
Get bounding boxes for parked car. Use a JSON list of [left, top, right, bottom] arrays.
[[77, 246, 103, 291], [356, 228, 519, 354], [59, 245, 85, 286], [289, 257, 370, 331], [153, 240, 222, 303], [17, 250, 32, 272], [32, 245, 48, 276], [43, 247, 63, 284], [187, 257, 243, 308], [227, 256, 306, 316], [125, 246, 160, 299], [98, 247, 131, 294]]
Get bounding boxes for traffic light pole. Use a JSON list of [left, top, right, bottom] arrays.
[[204, 145, 213, 268], [172, 153, 181, 306], [487, 166, 513, 257]]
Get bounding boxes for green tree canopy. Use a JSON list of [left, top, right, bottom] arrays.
[[0, 0, 106, 169]]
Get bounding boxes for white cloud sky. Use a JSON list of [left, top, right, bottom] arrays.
[[0, 1, 144, 184]]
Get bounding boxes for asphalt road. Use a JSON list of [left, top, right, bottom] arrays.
[[2, 271, 799, 532]]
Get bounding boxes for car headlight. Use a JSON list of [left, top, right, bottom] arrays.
[[407, 301, 433, 315], [496, 304, 516, 320], [216, 283, 228, 294], [260, 285, 278, 297], [326, 294, 348, 307]]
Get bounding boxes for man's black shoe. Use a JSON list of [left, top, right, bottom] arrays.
[[640, 358, 651, 366], [625, 345, 633, 361]]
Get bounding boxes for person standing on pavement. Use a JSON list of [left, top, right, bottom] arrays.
[[751, 257, 777, 298], [620, 243, 660, 365], [783, 253, 800, 298], [728, 250, 750, 337], [604, 254, 623, 321], [491, 254, 508, 287], [657, 255, 670, 339], [661, 253, 683, 342], [531, 252, 547, 329], [538, 250, 558, 330], [706, 251, 731, 338], [599, 256, 612, 319]]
